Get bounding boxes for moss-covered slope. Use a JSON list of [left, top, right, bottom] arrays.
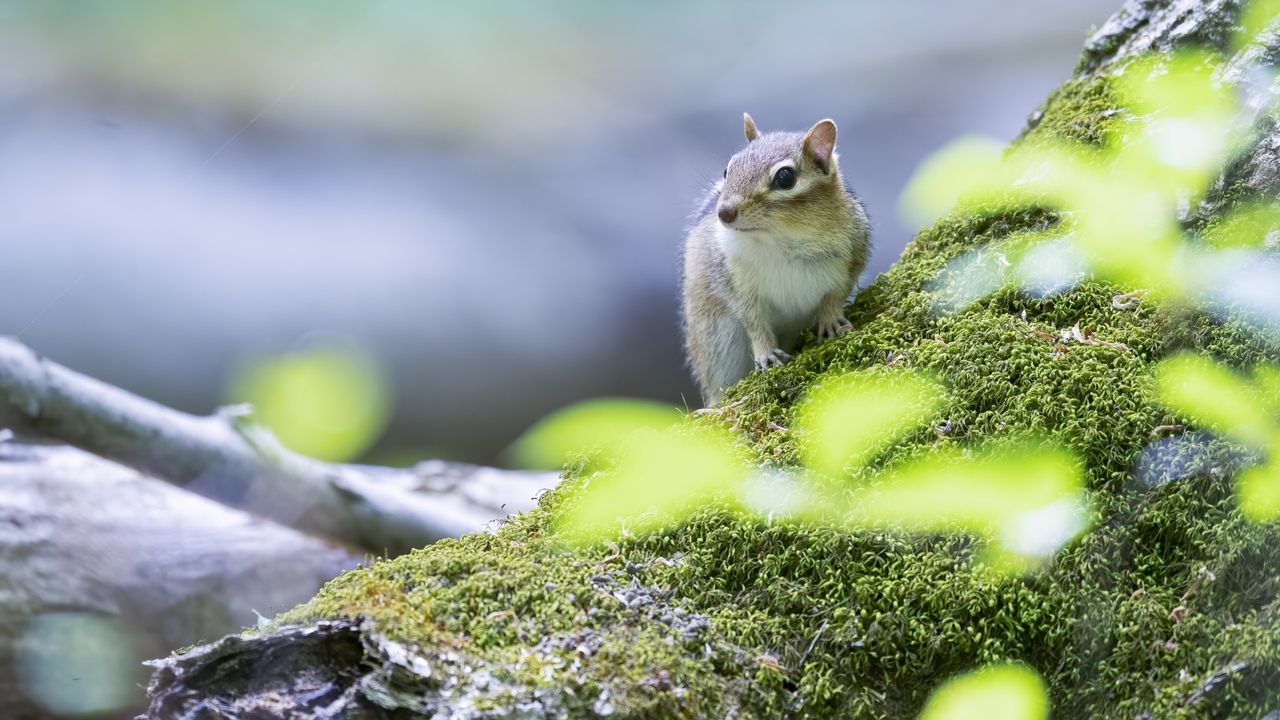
[[232, 2, 1280, 718], [269, 82, 1280, 720]]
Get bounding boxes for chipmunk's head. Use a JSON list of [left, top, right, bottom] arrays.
[[715, 113, 843, 234]]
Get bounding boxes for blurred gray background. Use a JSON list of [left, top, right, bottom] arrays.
[[0, 0, 1118, 465]]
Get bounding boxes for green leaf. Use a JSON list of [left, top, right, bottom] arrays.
[[1238, 462, 1280, 522], [1253, 365, 1280, 419], [554, 424, 746, 542], [899, 136, 1006, 225], [919, 663, 1049, 720], [1235, 0, 1280, 53], [1155, 354, 1275, 448], [797, 370, 943, 480], [229, 340, 390, 462], [510, 398, 684, 470], [843, 443, 1087, 564], [1203, 204, 1280, 249]]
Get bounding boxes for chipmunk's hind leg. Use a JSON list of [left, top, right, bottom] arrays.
[[695, 317, 753, 406]]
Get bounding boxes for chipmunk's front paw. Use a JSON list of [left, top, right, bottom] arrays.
[[754, 348, 793, 370], [817, 316, 853, 341]]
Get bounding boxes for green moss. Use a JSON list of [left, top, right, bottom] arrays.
[[1021, 75, 1124, 147], [277, 70, 1280, 718]]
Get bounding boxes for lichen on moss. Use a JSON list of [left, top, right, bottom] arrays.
[[277, 64, 1280, 720]]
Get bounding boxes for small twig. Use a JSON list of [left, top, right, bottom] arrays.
[[795, 620, 830, 671], [1013, 317, 1131, 353], [1180, 565, 1216, 602], [596, 541, 622, 572], [692, 399, 746, 416], [1112, 289, 1148, 310]]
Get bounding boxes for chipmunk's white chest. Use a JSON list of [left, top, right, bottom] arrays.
[[721, 229, 847, 333]]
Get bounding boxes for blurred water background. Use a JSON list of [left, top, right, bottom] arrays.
[[1, 0, 1119, 465]]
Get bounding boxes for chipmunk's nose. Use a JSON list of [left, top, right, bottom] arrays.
[[717, 206, 738, 225]]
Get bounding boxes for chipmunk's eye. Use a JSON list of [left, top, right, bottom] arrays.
[[771, 166, 796, 190]]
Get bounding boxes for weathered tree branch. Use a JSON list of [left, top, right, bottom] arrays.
[[0, 335, 557, 554]]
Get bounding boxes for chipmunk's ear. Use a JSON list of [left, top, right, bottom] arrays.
[[802, 119, 837, 174], [743, 113, 760, 142]]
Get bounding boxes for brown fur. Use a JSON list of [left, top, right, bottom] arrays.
[[681, 117, 870, 405]]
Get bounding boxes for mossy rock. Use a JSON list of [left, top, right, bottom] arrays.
[[145, 1, 1280, 717]]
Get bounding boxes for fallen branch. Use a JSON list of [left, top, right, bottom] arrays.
[[0, 336, 557, 554]]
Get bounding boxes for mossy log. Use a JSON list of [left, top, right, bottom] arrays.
[[143, 1, 1280, 717]]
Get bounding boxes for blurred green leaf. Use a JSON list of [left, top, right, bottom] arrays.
[[797, 371, 943, 479], [1118, 51, 1230, 121], [230, 339, 390, 462], [1238, 462, 1280, 521], [1254, 365, 1280, 418], [1155, 354, 1276, 448], [1235, 0, 1280, 52], [1157, 357, 1280, 524], [1117, 52, 1239, 199], [843, 443, 1088, 564], [1203, 204, 1280, 249], [899, 45, 1263, 309], [848, 444, 1082, 531], [510, 398, 684, 470], [918, 663, 1049, 720], [899, 136, 1006, 225], [554, 424, 746, 542]]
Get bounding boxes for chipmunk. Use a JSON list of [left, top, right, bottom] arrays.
[[681, 113, 870, 405]]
